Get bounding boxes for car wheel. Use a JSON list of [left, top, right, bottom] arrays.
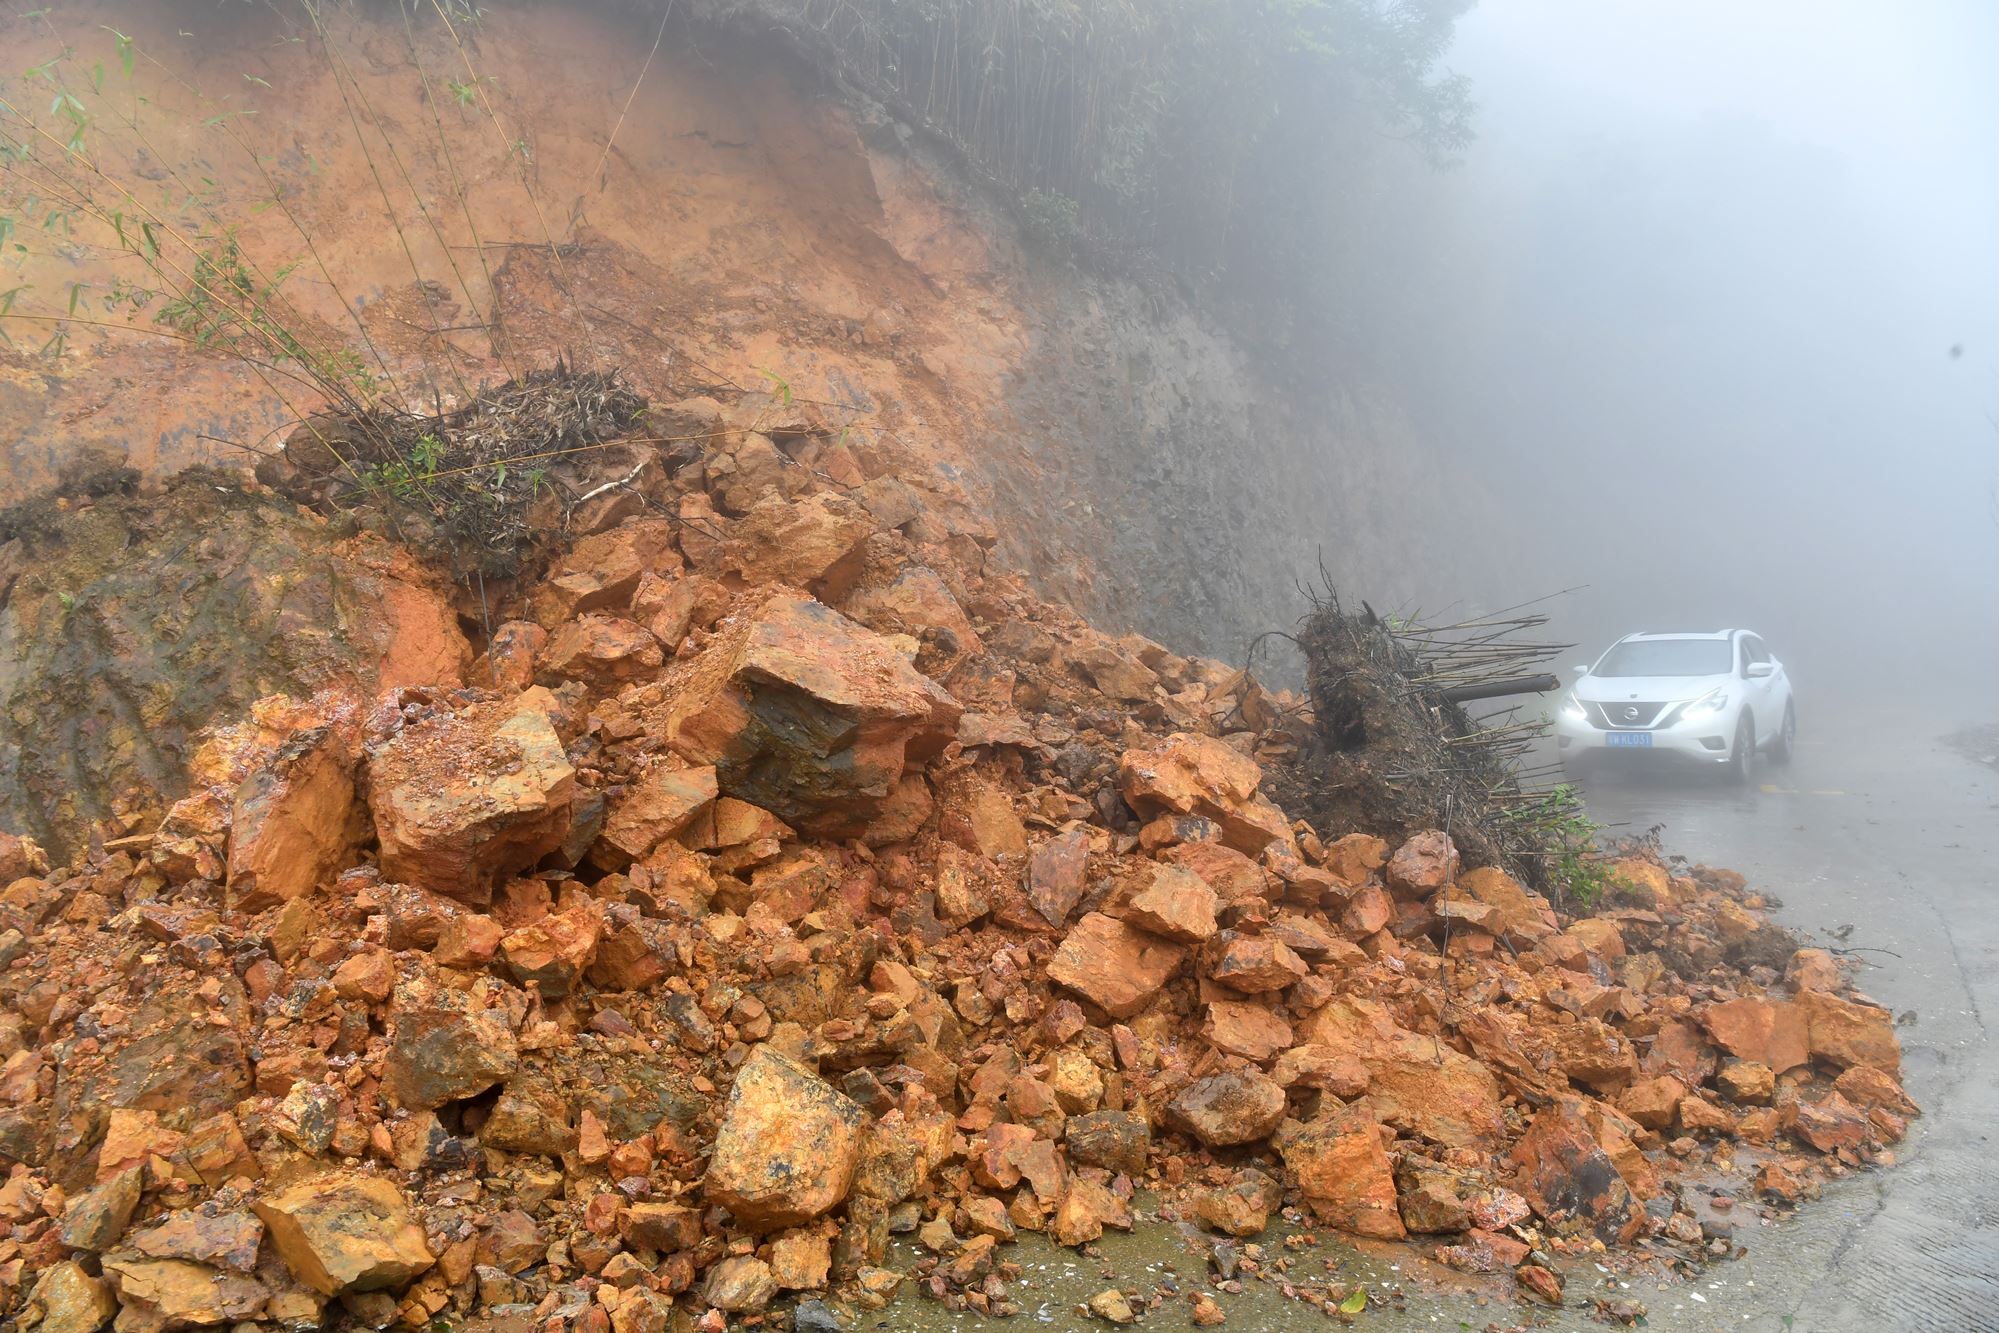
[[1769, 701, 1796, 765], [1726, 717, 1755, 785]]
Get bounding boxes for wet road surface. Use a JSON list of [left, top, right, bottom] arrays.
[[1569, 705, 1999, 1331], [889, 705, 1999, 1332]]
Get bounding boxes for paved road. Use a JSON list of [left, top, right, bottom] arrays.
[[1569, 702, 1999, 1331], [896, 705, 1999, 1333]]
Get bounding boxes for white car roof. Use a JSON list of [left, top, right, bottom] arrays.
[[1620, 630, 1738, 642]]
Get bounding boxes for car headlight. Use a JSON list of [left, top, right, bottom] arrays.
[[1681, 690, 1728, 721], [1561, 694, 1588, 721]]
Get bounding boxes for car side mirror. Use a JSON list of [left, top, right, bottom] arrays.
[[1571, 664, 1589, 678], [1747, 662, 1774, 679]]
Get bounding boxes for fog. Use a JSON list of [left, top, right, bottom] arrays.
[[1394, 1, 1999, 714]]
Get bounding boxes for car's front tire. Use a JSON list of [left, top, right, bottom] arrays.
[[1726, 716, 1755, 785], [1769, 700, 1796, 765]]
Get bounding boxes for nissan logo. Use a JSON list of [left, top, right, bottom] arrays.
[[1623, 706, 1640, 721]]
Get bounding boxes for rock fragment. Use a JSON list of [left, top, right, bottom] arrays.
[[367, 695, 575, 902], [704, 1048, 868, 1230], [254, 1171, 433, 1295]]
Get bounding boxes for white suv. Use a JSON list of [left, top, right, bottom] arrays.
[[1555, 630, 1795, 782]]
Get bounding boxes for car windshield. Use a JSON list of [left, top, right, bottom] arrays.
[[1594, 638, 1733, 678]]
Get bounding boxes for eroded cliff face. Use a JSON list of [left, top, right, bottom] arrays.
[[0, 0, 1472, 667]]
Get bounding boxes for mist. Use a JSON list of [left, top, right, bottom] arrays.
[[1388, 1, 1999, 715]]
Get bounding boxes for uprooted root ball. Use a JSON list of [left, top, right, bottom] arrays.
[[256, 366, 650, 580]]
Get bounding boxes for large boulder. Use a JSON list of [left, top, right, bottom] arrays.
[[1699, 998, 1810, 1075], [704, 1048, 868, 1230], [367, 693, 576, 903], [1294, 999, 1505, 1150], [226, 724, 364, 910], [1794, 989, 1901, 1074], [1277, 1105, 1405, 1239], [1165, 1071, 1287, 1147], [1046, 913, 1187, 1020], [591, 764, 718, 869], [1508, 1099, 1641, 1245], [658, 595, 959, 837], [24, 1261, 118, 1333], [382, 979, 519, 1110], [254, 1171, 434, 1295]]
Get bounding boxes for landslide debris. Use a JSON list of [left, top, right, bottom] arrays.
[[0, 398, 1914, 1331]]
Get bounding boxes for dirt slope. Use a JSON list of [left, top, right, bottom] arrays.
[[0, 0, 1477, 665]]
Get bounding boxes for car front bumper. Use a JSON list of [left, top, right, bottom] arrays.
[[1554, 709, 1735, 765]]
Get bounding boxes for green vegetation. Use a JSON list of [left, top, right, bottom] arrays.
[[1509, 782, 1625, 913]]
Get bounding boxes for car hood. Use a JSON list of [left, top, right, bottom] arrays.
[[1575, 674, 1730, 704]]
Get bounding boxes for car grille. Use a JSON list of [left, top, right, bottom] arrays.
[[1590, 701, 1669, 729]]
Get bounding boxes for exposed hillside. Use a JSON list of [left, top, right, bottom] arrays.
[[0, 0, 1482, 667]]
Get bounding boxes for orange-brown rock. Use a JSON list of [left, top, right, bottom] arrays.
[[1118, 733, 1289, 854], [1064, 1111, 1150, 1176], [1026, 829, 1092, 928], [1785, 947, 1843, 993], [658, 595, 958, 837], [1393, 1159, 1481, 1234], [592, 764, 719, 869], [1046, 912, 1187, 1019], [1508, 1099, 1640, 1244], [1162, 840, 1270, 902], [1205, 933, 1310, 993], [938, 769, 1030, 862], [1341, 884, 1394, 937], [1296, 999, 1505, 1149], [725, 491, 877, 596], [1191, 1170, 1281, 1237], [1794, 989, 1901, 1074], [1607, 858, 1674, 910], [382, 981, 518, 1109], [1455, 865, 1554, 941], [703, 1048, 868, 1231], [1320, 832, 1387, 886], [1644, 1018, 1720, 1087], [1277, 1105, 1405, 1240], [1166, 1070, 1287, 1147], [1716, 1060, 1775, 1105], [1790, 1091, 1868, 1154], [1202, 999, 1294, 1063], [1566, 918, 1625, 961], [1120, 864, 1220, 943], [1700, 998, 1809, 1075], [226, 725, 362, 910], [1544, 1018, 1640, 1092], [1048, 1178, 1132, 1248], [1269, 1044, 1370, 1098], [1616, 1076, 1686, 1132], [1677, 1095, 1737, 1136], [841, 565, 982, 658], [529, 518, 676, 627], [367, 695, 575, 904], [1832, 1065, 1919, 1115], [1385, 830, 1458, 899], [254, 1171, 434, 1296], [542, 614, 664, 688], [498, 904, 602, 997]]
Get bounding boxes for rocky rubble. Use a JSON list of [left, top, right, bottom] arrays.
[[0, 398, 1914, 1331]]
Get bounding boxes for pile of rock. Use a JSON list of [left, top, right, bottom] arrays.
[[0, 398, 1912, 1332]]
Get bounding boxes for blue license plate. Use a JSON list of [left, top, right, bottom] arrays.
[[1605, 732, 1653, 748]]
